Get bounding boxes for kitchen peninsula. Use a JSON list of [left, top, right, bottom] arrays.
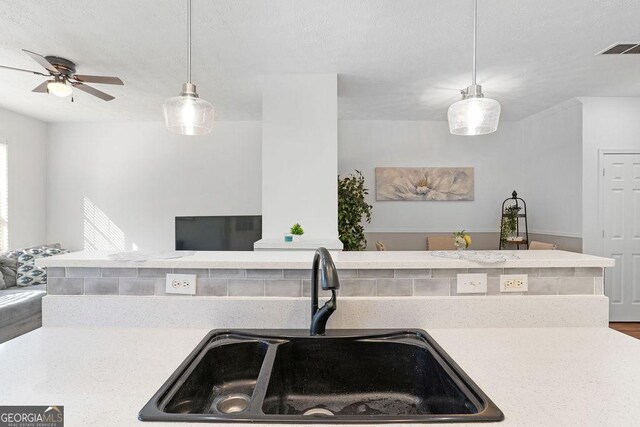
[[37, 249, 613, 329]]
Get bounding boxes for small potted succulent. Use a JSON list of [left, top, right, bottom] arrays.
[[290, 223, 304, 243], [453, 230, 471, 250]]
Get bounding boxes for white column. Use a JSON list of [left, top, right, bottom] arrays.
[[255, 74, 342, 250]]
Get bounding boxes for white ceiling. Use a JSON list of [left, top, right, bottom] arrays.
[[0, 0, 639, 123]]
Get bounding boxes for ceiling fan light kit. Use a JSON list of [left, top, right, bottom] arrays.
[[46, 77, 73, 98], [447, 0, 501, 136], [163, 0, 214, 136]]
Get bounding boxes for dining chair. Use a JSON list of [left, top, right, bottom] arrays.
[[426, 235, 457, 250], [528, 241, 557, 250]]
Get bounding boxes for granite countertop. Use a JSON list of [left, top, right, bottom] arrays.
[[0, 326, 638, 426], [37, 249, 614, 269]]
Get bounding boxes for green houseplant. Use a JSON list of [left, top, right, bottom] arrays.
[[338, 170, 373, 251], [290, 223, 304, 242], [500, 204, 521, 248]]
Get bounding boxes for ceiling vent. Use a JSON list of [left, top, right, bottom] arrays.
[[598, 43, 640, 55]]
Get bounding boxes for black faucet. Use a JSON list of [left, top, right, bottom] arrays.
[[310, 247, 340, 336]]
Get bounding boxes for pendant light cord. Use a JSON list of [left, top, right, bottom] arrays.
[[187, 0, 192, 84], [472, 0, 477, 86]]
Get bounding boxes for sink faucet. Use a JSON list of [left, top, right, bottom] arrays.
[[310, 247, 340, 336]]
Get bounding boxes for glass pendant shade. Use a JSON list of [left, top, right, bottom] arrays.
[[47, 80, 73, 98], [448, 96, 500, 136], [163, 83, 214, 136]]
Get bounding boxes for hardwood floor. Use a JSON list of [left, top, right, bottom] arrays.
[[610, 322, 640, 340]]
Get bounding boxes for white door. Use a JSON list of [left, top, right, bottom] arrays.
[[602, 153, 640, 321]]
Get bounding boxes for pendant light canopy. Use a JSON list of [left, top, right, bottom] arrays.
[[447, 0, 500, 136], [163, 0, 214, 135]]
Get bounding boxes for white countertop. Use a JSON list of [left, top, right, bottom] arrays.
[[38, 249, 614, 269], [1, 327, 638, 426]]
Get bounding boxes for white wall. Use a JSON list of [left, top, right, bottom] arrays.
[[46, 121, 261, 251], [0, 107, 47, 249], [580, 97, 640, 255], [44, 97, 611, 252], [48, 117, 522, 251], [261, 74, 338, 242], [339, 120, 523, 233], [520, 99, 582, 239]]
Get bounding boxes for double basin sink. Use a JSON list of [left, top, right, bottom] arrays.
[[139, 329, 503, 423]]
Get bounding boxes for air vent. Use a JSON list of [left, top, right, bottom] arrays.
[[598, 43, 640, 55]]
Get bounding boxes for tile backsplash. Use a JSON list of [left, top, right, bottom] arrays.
[[45, 267, 604, 298]]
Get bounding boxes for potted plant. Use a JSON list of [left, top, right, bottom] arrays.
[[338, 170, 373, 251], [500, 204, 521, 248], [453, 230, 471, 250], [290, 223, 304, 243]]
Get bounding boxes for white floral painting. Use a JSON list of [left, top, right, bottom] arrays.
[[375, 167, 474, 201]]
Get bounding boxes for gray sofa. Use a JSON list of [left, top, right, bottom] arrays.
[[0, 245, 66, 344], [0, 284, 45, 343]]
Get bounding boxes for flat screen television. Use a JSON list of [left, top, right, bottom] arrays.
[[175, 216, 262, 251]]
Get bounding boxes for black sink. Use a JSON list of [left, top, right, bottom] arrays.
[[139, 330, 504, 423]]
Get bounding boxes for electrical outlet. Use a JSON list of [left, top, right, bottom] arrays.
[[456, 273, 487, 294], [500, 274, 528, 292], [165, 273, 197, 295]]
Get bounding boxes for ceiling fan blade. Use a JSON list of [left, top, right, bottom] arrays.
[[72, 75, 123, 85], [71, 82, 115, 101], [0, 64, 47, 76], [22, 49, 58, 74], [31, 81, 49, 93]]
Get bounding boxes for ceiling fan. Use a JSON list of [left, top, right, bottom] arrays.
[[0, 49, 123, 101]]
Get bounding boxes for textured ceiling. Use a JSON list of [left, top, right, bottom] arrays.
[[0, 0, 639, 122]]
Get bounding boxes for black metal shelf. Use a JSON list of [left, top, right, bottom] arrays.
[[499, 191, 529, 250]]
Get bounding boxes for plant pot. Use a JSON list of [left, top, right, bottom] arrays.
[[292, 235, 302, 243], [284, 234, 293, 243]]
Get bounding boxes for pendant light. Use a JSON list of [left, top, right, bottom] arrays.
[[163, 0, 214, 135], [447, 0, 500, 136]]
